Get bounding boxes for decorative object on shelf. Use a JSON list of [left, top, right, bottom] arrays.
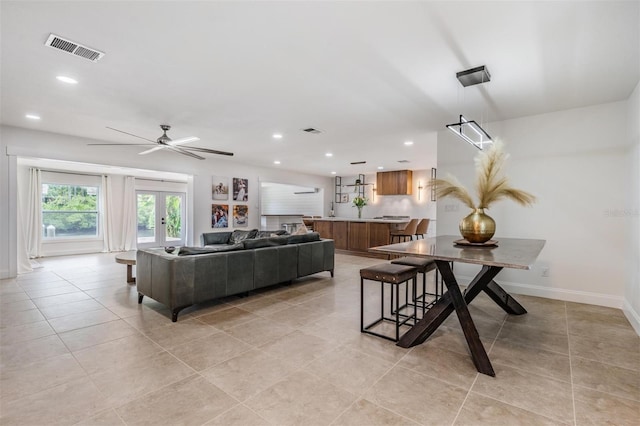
[[430, 141, 535, 243], [352, 195, 368, 219]]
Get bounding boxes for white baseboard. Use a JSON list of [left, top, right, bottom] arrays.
[[456, 275, 624, 309], [0, 268, 11, 279], [623, 299, 640, 336]]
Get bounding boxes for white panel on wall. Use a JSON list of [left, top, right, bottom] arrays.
[[260, 182, 323, 216]]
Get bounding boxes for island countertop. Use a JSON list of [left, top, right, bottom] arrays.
[[313, 217, 411, 224]]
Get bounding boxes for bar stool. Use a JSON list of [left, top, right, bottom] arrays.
[[391, 256, 440, 318], [414, 219, 430, 239], [360, 263, 418, 342], [390, 219, 419, 243]]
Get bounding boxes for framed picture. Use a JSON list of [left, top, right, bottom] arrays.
[[233, 178, 248, 201], [211, 204, 229, 228], [212, 176, 229, 200], [233, 205, 248, 227], [341, 193, 349, 203]]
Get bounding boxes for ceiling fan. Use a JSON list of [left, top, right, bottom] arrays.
[[89, 124, 233, 160]]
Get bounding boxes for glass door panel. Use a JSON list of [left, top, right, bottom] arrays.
[[137, 191, 185, 248]]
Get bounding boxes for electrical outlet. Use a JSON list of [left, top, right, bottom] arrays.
[[541, 267, 549, 277]]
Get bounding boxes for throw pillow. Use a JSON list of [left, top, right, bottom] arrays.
[[292, 224, 308, 235], [243, 236, 289, 249], [178, 243, 244, 256], [229, 229, 258, 244], [201, 231, 231, 245], [286, 232, 321, 244]]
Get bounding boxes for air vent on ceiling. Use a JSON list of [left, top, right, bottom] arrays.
[[397, 160, 411, 163], [350, 161, 366, 165], [45, 34, 105, 62], [302, 128, 321, 134]]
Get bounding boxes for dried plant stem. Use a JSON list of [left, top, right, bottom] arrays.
[[430, 140, 536, 210]]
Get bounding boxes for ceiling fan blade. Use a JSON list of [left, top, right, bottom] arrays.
[[106, 126, 157, 143], [88, 142, 156, 146], [168, 136, 200, 146], [168, 146, 205, 160], [139, 146, 165, 155], [180, 146, 234, 156]]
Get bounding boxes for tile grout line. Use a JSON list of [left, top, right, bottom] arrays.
[[566, 302, 578, 426], [449, 311, 507, 425]]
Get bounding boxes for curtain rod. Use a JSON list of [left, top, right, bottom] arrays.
[[39, 169, 186, 184], [40, 169, 102, 178]]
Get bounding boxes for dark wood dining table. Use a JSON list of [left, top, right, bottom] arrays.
[[369, 235, 546, 377]]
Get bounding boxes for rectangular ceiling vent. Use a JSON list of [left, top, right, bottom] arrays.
[[350, 161, 366, 165], [45, 34, 105, 62], [397, 160, 411, 163], [302, 128, 321, 134]]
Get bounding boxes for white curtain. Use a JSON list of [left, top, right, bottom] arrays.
[[121, 176, 137, 250], [25, 168, 42, 258], [101, 175, 116, 252]]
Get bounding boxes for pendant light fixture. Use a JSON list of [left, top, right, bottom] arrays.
[[446, 65, 493, 150]]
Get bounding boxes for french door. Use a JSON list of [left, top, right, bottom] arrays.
[[136, 191, 186, 248]]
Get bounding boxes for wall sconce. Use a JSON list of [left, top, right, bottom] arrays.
[[372, 186, 376, 202], [417, 181, 424, 201]]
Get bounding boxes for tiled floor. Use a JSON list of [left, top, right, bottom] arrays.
[[1, 252, 638, 425]]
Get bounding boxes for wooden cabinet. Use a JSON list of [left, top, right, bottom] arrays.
[[348, 222, 369, 251], [369, 222, 391, 248], [333, 221, 348, 250], [314, 220, 333, 240], [310, 220, 405, 257], [376, 170, 413, 195]]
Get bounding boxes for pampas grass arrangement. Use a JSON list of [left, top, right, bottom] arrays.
[[430, 141, 535, 210]]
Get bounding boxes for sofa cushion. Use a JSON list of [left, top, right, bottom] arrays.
[[286, 232, 321, 244], [243, 236, 289, 249], [178, 244, 244, 256], [201, 232, 231, 246], [256, 230, 289, 239], [229, 229, 258, 244]]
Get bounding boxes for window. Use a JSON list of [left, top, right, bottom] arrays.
[[42, 183, 99, 239]]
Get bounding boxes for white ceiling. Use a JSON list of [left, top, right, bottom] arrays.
[[1, 1, 638, 176]]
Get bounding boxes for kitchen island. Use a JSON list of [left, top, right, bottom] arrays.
[[313, 217, 410, 257]]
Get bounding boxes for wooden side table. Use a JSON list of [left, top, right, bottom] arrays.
[[115, 251, 137, 284]]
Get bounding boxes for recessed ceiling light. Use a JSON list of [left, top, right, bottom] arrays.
[[25, 114, 41, 120], [325, 153, 333, 157], [377, 166, 384, 170], [56, 75, 78, 84], [273, 160, 281, 165], [272, 133, 283, 139], [404, 141, 414, 146]]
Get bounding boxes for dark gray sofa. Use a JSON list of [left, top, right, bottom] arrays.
[[136, 230, 334, 321]]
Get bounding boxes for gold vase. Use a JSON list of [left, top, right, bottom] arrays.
[[459, 208, 495, 243]]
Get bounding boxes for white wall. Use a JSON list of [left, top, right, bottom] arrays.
[[625, 81, 640, 333], [437, 101, 630, 309], [1, 125, 333, 276]]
